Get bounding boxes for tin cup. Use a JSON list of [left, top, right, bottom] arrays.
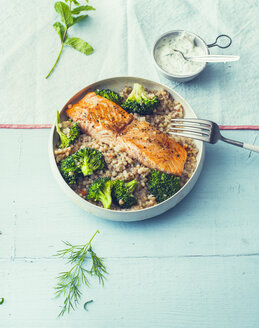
[[152, 30, 232, 82]]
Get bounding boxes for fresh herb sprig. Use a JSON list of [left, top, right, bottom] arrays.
[[54, 229, 107, 317], [46, 0, 95, 78]]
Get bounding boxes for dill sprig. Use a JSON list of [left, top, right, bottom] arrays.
[[54, 229, 107, 317]]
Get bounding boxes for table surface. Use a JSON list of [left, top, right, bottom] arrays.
[[1, 1, 259, 327]]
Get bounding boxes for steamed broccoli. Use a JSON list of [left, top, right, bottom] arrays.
[[73, 147, 106, 176], [60, 156, 81, 185], [60, 147, 106, 184], [147, 170, 181, 203], [112, 179, 138, 208], [122, 83, 159, 115], [87, 177, 113, 209], [95, 89, 123, 105], [56, 111, 80, 148]]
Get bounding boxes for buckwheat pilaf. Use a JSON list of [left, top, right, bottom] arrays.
[[54, 87, 198, 210]]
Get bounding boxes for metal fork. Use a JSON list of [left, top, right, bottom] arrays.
[[169, 118, 259, 153]]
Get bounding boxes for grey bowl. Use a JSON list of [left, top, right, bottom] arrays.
[[49, 76, 205, 222], [152, 30, 209, 82]]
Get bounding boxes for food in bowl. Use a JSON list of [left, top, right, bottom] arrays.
[[154, 31, 206, 75], [54, 83, 198, 211]]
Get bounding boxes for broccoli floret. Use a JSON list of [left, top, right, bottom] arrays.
[[87, 177, 113, 209], [95, 89, 123, 105], [147, 170, 181, 203], [60, 156, 81, 185], [56, 111, 80, 148], [122, 83, 159, 115], [73, 147, 106, 176], [112, 179, 138, 208], [59, 147, 105, 184]]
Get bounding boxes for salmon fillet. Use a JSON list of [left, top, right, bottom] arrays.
[[66, 92, 187, 176], [118, 119, 187, 176], [66, 92, 133, 147]]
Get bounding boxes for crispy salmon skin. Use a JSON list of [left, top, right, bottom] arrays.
[[66, 92, 187, 176]]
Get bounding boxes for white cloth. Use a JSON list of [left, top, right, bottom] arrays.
[[0, 0, 258, 124]]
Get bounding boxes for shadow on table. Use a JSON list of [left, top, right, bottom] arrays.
[[124, 138, 243, 228]]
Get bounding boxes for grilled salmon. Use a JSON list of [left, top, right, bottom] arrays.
[[66, 92, 187, 176], [118, 119, 187, 176], [66, 92, 133, 147]]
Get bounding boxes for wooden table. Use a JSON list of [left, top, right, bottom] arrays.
[[1, 128, 259, 327]]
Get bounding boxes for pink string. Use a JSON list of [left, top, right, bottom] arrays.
[[219, 125, 259, 130], [0, 124, 52, 129], [0, 124, 259, 130]]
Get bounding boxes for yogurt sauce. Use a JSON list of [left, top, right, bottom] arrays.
[[155, 32, 206, 75]]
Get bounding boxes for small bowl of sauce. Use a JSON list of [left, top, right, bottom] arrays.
[[152, 30, 209, 82]]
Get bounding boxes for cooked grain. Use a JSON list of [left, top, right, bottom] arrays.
[[54, 87, 198, 210]]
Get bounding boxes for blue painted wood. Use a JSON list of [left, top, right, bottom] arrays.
[[1, 257, 259, 328], [0, 129, 259, 327], [1, 0, 259, 325]]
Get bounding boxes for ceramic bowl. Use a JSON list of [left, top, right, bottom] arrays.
[[49, 76, 205, 221], [152, 30, 209, 82]]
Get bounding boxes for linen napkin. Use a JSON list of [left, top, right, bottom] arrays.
[[0, 0, 258, 125]]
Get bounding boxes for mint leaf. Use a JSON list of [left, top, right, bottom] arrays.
[[65, 37, 94, 55], [71, 5, 95, 14], [46, 0, 95, 78], [71, 14, 88, 25], [64, 0, 80, 5], [54, 2, 74, 27], [53, 22, 66, 42]]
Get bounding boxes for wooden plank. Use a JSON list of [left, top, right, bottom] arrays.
[[1, 256, 259, 327], [0, 130, 259, 260]]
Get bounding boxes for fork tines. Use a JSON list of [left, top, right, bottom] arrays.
[[169, 118, 212, 142]]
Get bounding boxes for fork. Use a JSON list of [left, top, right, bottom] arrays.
[[169, 118, 259, 153]]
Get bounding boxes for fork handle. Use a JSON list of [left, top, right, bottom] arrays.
[[221, 136, 259, 153], [243, 143, 259, 153]]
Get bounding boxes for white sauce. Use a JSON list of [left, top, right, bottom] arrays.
[[155, 32, 206, 75]]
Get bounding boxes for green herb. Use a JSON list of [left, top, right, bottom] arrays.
[[83, 299, 93, 311], [46, 0, 95, 78], [0, 298, 4, 305], [54, 230, 107, 317]]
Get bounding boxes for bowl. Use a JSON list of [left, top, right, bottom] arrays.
[[49, 76, 205, 222], [152, 30, 209, 82]]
